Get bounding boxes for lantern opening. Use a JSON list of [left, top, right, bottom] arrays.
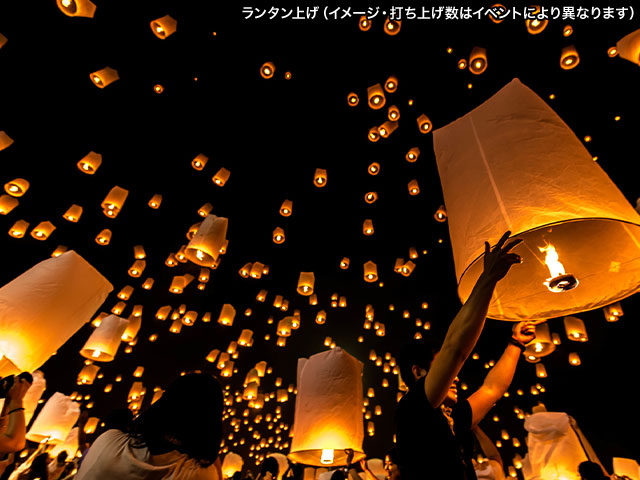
[[321, 449, 334, 464], [540, 243, 578, 292]]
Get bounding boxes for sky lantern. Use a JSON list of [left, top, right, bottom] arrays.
[[23, 371, 46, 425], [26, 392, 80, 444], [280, 199, 293, 216], [48, 427, 78, 459], [150, 15, 177, 39], [616, 29, 640, 66], [8, 220, 28, 239], [260, 62, 275, 79], [101, 186, 128, 218], [0, 251, 112, 376], [148, 194, 162, 209], [363, 261, 378, 283], [63, 204, 83, 222], [56, 0, 96, 17], [378, 121, 398, 138], [4, 178, 29, 197], [387, 105, 400, 121], [78, 364, 100, 384], [289, 348, 365, 466], [186, 214, 228, 266], [347, 92, 359, 106], [297, 272, 315, 295], [313, 168, 328, 187], [77, 151, 102, 174], [367, 84, 386, 110], [564, 316, 588, 342], [358, 15, 371, 31], [30, 221, 56, 240], [383, 18, 401, 35], [222, 452, 244, 478], [0, 131, 13, 150], [416, 114, 432, 133], [434, 205, 447, 222], [0, 195, 19, 215], [468, 47, 488, 74], [525, 7, 548, 34], [80, 314, 128, 361], [603, 302, 623, 322], [192, 153, 208, 170], [433, 78, 640, 321], [384, 75, 398, 92], [405, 147, 420, 163], [90, 67, 119, 88], [612, 458, 640, 479], [121, 315, 141, 342], [218, 304, 236, 326], [277, 317, 293, 337], [212, 167, 231, 186]]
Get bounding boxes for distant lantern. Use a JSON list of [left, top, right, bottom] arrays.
[[90, 67, 119, 88], [155, 305, 171, 320], [4, 178, 29, 197], [0, 195, 19, 215], [560, 45, 580, 69], [433, 78, 640, 321], [367, 84, 386, 110], [256, 289, 267, 302], [95, 229, 111, 245], [363, 219, 374, 236], [56, 0, 96, 17], [121, 315, 141, 342], [280, 199, 293, 216], [277, 317, 293, 337], [289, 348, 365, 466], [387, 106, 400, 121], [260, 62, 276, 79], [198, 203, 213, 217], [148, 194, 162, 209], [368, 127, 380, 143], [273, 227, 285, 244], [603, 302, 623, 322], [186, 214, 228, 266], [206, 349, 220, 363], [80, 314, 128, 362], [9, 220, 29, 238], [408, 180, 420, 195], [358, 15, 371, 31], [83, 417, 99, 434], [212, 167, 231, 186], [384, 76, 398, 92], [416, 114, 432, 133], [434, 205, 447, 222], [101, 186, 128, 218], [150, 14, 177, 39], [0, 131, 14, 151], [218, 304, 236, 326], [314, 168, 328, 187], [63, 204, 83, 223], [525, 7, 548, 34], [368, 162, 380, 175], [615, 29, 640, 66], [77, 364, 100, 385], [488, 4, 507, 23], [564, 316, 588, 341], [378, 121, 398, 138], [405, 147, 420, 163], [238, 329, 253, 346], [469, 47, 488, 74], [0, 33, 7, 49], [297, 272, 315, 295], [384, 18, 401, 35], [0, 251, 111, 376], [458, 59, 468, 69], [192, 153, 208, 170], [347, 92, 359, 106], [31, 221, 56, 240], [77, 151, 102, 174], [117, 286, 133, 300], [26, 392, 80, 444], [364, 192, 378, 204], [169, 318, 182, 333], [128, 260, 145, 278], [363, 261, 378, 283], [524, 323, 555, 359], [182, 311, 198, 326], [535, 363, 547, 378], [563, 25, 573, 37], [608, 46, 619, 58], [315, 310, 326, 325]]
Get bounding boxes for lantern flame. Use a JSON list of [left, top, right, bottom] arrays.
[[539, 243, 565, 278], [539, 243, 579, 292], [320, 449, 334, 464]]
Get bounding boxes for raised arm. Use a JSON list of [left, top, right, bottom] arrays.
[[0, 377, 31, 453], [424, 231, 522, 408], [472, 425, 503, 467], [468, 322, 536, 426]]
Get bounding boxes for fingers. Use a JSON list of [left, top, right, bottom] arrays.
[[495, 230, 512, 250], [485, 241, 490, 256], [502, 253, 522, 264], [502, 238, 523, 253]]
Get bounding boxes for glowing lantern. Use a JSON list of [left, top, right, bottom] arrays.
[[78, 364, 100, 385], [80, 314, 128, 362], [458, 59, 468, 69], [250, 263, 265, 279], [30, 221, 55, 240], [90, 67, 119, 88], [434, 205, 447, 222], [280, 199, 293, 216], [615, 29, 640, 66], [186, 214, 228, 266], [206, 349, 220, 363], [273, 227, 285, 244], [182, 311, 198, 326], [133, 366, 144, 378], [0, 251, 112, 376], [219, 304, 236, 326], [26, 393, 80, 444], [221, 451, 244, 477], [568, 352, 581, 365], [243, 382, 258, 401], [384, 18, 401, 35], [101, 186, 128, 218], [388, 105, 400, 121], [563, 25, 573, 37], [358, 16, 371, 31], [56, 0, 96, 17], [169, 319, 182, 333], [260, 62, 276, 79], [289, 348, 365, 466], [560, 45, 580, 69], [603, 302, 623, 322], [148, 194, 162, 209], [23, 371, 46, 425], [407, 180, 420, 195], [405, 147, 420, 163], [83, 417, 99, 434], [314, 168, 328, 187], [340, 257, 350, 269], [238, 329, 254, 346], [433, 78, 640, 321], [198, 203, 213, 217], [367, 84, 386, 110], [77, 151, 102, 174], [221, 361, 234, 377], [121, 315, 141, 342], [94, 229, 112, 245], [4, 178, 29, 197], [212, 167, 231, 186], [150, 15, 177, 39], [368, 162, 380, 175], [378, 121, 398, 138], [296, 272, 315, 296], [0, 195, 18, 215], [564, 316, 588, 341], [191, 153, 208, 170], [469, 47, 488, 74], [368, 127, 380, 143], [525, 7, 548, 34], [524, 323, 555, 359], [256, 289, 267, 302], [612, 458, 640, 479], [347, 92, 359, 106], [126, 260, 145, 278], [364, 192, 378, 204], [363, 261, 378, 282], [416, 114, 432, 133], [277, 317, 293, 337], [0, 34, 6, 49], [8, 220, 29, 238]]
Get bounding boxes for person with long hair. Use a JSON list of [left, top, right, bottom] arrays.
[[75, 372, 223, 479]]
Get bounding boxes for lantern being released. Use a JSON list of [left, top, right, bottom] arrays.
[[289, 347, 365, 466], [80, 314, 128, 361], [433, 78, 640, 321], [26, 392, 80, 444]]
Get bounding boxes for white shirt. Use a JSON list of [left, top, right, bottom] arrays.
[[75, 430, 219, 480]]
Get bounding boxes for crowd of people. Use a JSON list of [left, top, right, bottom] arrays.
[[0, 232, 635, 479]]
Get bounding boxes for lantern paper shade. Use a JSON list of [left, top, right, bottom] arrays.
[[0, 251, 113, 376], [56, 0, 96, 18], [150, 14, 177, 39], [26, 392, 80, 444], [297, 272, 315, 296], [90, 67, 119, 88], [222, 452, 244, 478], [186, 214, 228, 266], [613, 458, 640, 480], [80, 314, 128, 361], [616, 29, 640, 66], [289, 347, 365, 466], [433, 78, 640, 321], [48, 427, 79, 459], [23, 370, 46, 425]]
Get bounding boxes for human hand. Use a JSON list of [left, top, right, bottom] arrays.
[[6, 377, 31, 409], [482, 231, 523, 283], [512, 321, 536, 345]]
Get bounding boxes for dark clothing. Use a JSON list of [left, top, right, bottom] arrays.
[[395, 377, 477, 480]]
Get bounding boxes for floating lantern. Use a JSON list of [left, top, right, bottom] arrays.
[[23, 371, 46, 425], [358, 15, 371, 31], [95, 229, 112, 245], [9, 220, 29, 238], [405, 147, 420, 163], [90, 67, 119, 88], [78, 364, 100, 385], [363, 261, 378, 282], [368, 127, 380, 142], [434, 205, 447, 222], [364, 192, 378, 204], [568, 352, 581, 365], [524, 323, 555, 359], [30, 221, 56, 240], [77, 151, 102, 174], [212, 167, 231, 186], [243, 382, 259, 401], [525, 7, 548, 34], [280, 199, 293, 216], [238, 329, 254, 346], [362, 219, 374, 236], [407, 180, 420, 195], [128, 260, 145, 278], [378, 121, 398, 138], [56, 0, 96, 17], [61, 205, 82, 223], [314, 168, 328, 187], [458, 59, 468, 69], [206, 349, 220, 363], [563, 25, 573, 37], [535, 363, 547, 378], [0, 132, 12, 152], [612, 458, 640, 479], [169, 319, 182, 333], [367, 162, 380, 175], [416, 114, 432, 133], [198, 203, 213, 217], [273, 227, 285, 244], [101, 186, 128, 218], [347, 92, 359, 106], [0, 195, 18, 215], [83, 417, 99, 434], [367, 84, 386, 110], [469, 47, 488, 74], [219, 304, 236, 326], [603, 302, 623, 322], [80, 314, 128, 361], [192, 153, 208, 170], [616, 29, 640, 66], [560, 45, 580, 69], [250, 263, 264, 278], [388, 105, 400, 121], [385, 76, 399, 93], [433, 78, 640, 321], [26, 392, 80, 444], [297, 272, 315, 295], [4, 178, 29, 197], [221, 361, 234, 377], [133, 366, 144, 378], [148, 194, 162, 209], [0, 251, 112, 376], [186, 214, 228, 266], [150, 15, 177, 39], [564, 316, 588, 341], [182, 311, 198, 326], [289, 348, 365, 466], [260, 62, 275, 79], [384, 18, 401, 35]]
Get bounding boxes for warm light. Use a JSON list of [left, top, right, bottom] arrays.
[[364, 192, 378, 204], [384, 18, 401, 35], [416, 114, 432, 133], [368, 162, 380, 175], [260, 62, 275, 79], [405, 147, 420, 163], [607, 46, 618, 57], [358, 15, 371, 31], [540, 243, 578, 292], [469, 47, 487, 74], [458, 59, 467, 69], [560, 45, 580, 69], [320, 449, 334, 464], [563, 25, 573, 36]]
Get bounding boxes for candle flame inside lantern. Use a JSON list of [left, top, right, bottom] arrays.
[[539, 243, 579, 292], [320, 449, 334, 464], [540, 243, 565, 278]]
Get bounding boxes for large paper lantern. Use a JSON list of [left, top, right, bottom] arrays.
[[80, 314, 128, 361], [185, 214, 228, 266], [222, 452, 244, 478], [26, 392, 80, 444], [433, 78, 640, 321], [56, 0, 96, 18], [289, 347, 365, 466], [615, 29, 640, 66], [23, 371, 46, 425], [0, 251, 112, 376]]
